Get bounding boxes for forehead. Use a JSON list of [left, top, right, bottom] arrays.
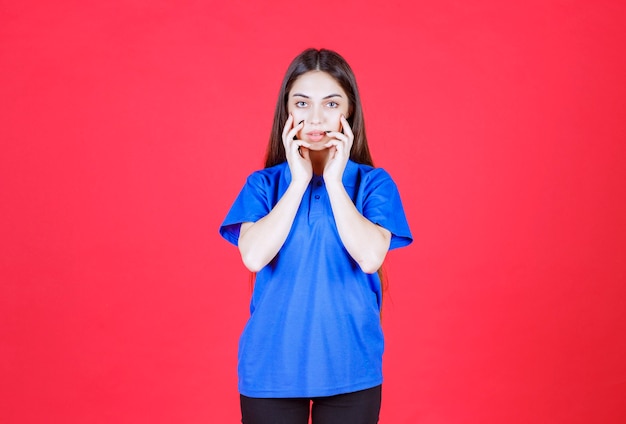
[[289, 71, 347, 97]]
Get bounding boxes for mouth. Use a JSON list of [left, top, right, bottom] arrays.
[[306, 131, 327, 142]]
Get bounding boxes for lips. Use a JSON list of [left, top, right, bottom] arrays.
[[306, 131, 326, 142]]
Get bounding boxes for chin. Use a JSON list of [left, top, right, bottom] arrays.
[[307, 144, 329, 152]]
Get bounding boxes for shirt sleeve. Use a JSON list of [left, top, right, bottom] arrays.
[[219, 172, 271, 246], [361, 168, 413, 250]]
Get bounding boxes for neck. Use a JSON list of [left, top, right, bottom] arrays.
[[309, 149, 330, 176]]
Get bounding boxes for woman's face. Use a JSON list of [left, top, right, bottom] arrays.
[[287, 71, 350, 150]]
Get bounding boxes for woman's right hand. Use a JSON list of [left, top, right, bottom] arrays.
[[282, 114, 312, 186], [238, 115, 312, 272]]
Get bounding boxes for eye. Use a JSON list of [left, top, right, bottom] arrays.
[[295, 101, 308, 108], [326, 101, 339, 108]]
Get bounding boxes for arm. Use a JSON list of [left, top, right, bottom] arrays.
[[238, 115, 312, 272], [323, 116, 391, 274], [238, 181, 308, 272], [326, 181, 391, 274]]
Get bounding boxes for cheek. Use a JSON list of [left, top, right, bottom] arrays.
[[290, 108, 306, 123], [325, 111, 344, 131], [290, 110, 307, 121], [289, 109, 307, 137]]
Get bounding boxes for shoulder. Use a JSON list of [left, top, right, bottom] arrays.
[[245, 162, 288, 187], [348, 161, 395, 188]]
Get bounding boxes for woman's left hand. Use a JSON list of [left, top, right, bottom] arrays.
[[323, 115, 353, 184]]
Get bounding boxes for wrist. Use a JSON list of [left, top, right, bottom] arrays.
[[324, 178, 345, 192], [289, 178, 310, 193]]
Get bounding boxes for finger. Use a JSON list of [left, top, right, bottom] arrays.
[[285, 120, 305, 144], [323, 139, 345, 155], [327, 145, 337, 159], [340, 115, 354, 140], [300, 146, 310, 160], [339, 116, 354, 152], [282, 114, 294, 145], [292, 140, 311, 152], [324, 130, 349, 143], [289, 139, 311, 159]]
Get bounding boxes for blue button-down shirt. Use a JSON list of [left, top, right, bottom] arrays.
[[220, 160, 412, 397]]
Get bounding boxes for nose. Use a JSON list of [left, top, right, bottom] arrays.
[[308, 105, 322, 125]]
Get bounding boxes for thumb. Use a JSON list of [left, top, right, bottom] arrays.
[[300, 146, 310, 161]]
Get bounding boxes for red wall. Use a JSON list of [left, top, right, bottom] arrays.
[[2, 1, 625, 422]]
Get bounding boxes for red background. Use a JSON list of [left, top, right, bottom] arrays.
[[2, 1, 625, 422]]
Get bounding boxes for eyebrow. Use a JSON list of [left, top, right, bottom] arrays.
[[291, 93, 343, 99]]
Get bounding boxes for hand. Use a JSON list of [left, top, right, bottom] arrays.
[[323, 115, 353, 184], [282, 114, 313, 186]]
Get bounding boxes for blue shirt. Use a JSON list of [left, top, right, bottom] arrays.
[[220, 160, 412, 398]]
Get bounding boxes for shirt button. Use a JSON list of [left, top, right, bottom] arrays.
[[314, 195, 320, 200]]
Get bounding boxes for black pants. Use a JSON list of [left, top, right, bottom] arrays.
[[240, 385, 382, 424]]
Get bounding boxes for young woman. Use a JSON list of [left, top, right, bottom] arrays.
[[220, 48, 412, 424]]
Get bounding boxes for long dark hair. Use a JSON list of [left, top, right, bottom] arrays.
[[262, 49, 388, 313], [264, 48, 374, 168]]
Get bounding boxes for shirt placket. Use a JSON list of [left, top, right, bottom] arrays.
[[308, 176, 326, 220]]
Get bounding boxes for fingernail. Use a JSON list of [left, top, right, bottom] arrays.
[[298, 120, 304, 125], [324, 131, 331, 134]]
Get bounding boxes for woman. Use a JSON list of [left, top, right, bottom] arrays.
[[220, 48, 412, 424]]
